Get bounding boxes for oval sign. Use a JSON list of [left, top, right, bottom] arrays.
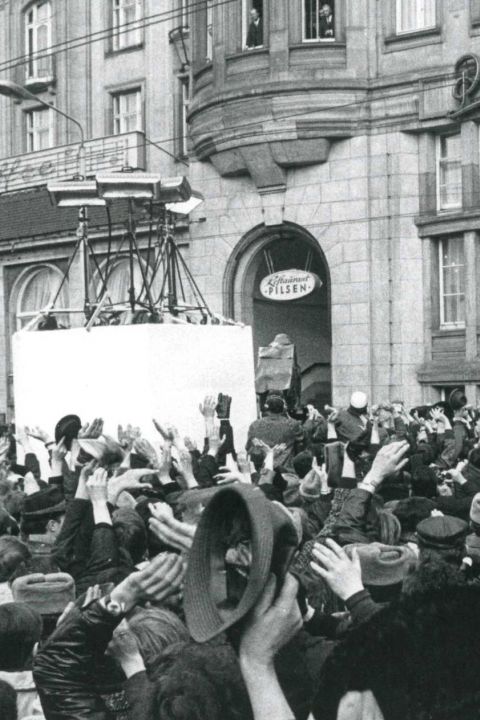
[[260, 269, 321, 302]]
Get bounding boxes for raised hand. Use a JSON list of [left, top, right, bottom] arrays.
[[184, 436, 198, 453], [174, 447, 198, 489], [107, 468, 156, 505], [107, 619, 145, 678], [86, 467, 109, 504], [79, 418, 104, 440], [133, 437, 159, 468], [207, 426, 226, 457], [311, 538, 364, 601], [362, 440, 409, 490], [199, 395, 217, 419], [26, 425, 53, 445], [149, 502, 196, 552], [109, 552, 185, 612]]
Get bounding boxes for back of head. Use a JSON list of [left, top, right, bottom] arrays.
[[0, 537, 30, 583], [128, 607, 189, 672], [0, 679, 17, 720], [468, 447, 480, 471], [265, 392, 285, 415], [151, 640, 253, 720], [112, 508, 147, 565], [0, 602, 42, 671], [293, 451, 313, 479]]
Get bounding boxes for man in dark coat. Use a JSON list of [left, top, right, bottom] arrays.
[[246, 8, 263, 48]]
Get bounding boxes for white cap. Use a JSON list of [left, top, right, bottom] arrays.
[[350, 391, 368, 410]]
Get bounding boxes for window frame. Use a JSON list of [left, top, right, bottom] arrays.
[[25, 106, 55, 152], [111, 0, 144, 52], [111, 87, 144, 135], [438, 236, 466, 330], [302, 0, 337, 44], [241, 0, 265, 50], [436, 133, 462, 213], [24, 0, 53, 81], [395, 0, 436, 35]]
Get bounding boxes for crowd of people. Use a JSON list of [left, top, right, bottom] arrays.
[[0, 386, 480, 719]]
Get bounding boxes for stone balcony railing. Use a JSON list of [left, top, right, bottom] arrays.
[[0, 131, 145, 194]]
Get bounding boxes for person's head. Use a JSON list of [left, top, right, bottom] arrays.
[[264, 392, 285, 415], [127, 607, 189, 674], [0, 508, 19, 536], [0, 679, 17, 720], [468, 447, 480, 471], [250, 7, 259, 21], [349, 391, 368, 416], [0, 602, 42, 671], [248, 446, 266, 474], [151, 640, 254, 720], [293, 451, 313, 479], [0, 537, 30, 583], [20, 487, 65, 540], [321, 3, 332, 14], [416, 515, 469, 566], [112, 507, 148, 565]]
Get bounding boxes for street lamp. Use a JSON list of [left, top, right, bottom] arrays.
[[0, 79, 86, 176]]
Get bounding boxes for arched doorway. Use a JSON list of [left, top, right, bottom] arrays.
[[225, 222, 332, 408]]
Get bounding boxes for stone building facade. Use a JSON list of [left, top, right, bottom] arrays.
[[1, 0, 480, 418], [184, 0, 480, 409]]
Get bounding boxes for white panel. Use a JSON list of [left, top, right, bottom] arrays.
[[13, 324, 257, 451]]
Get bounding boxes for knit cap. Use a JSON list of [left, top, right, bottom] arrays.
[[344, 542, 414, 586]]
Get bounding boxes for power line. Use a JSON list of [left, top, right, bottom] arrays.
[[0, 0, 236, 74]]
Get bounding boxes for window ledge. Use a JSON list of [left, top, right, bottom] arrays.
[[225, 47, 269, 61], [432, 328, 466, 337], [384, 26, 441, 45], [289, 42, 346, 50], [105, 42, 144, 58]]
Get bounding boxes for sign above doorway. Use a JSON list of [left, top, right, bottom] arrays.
[[259, 269, 321, 301]]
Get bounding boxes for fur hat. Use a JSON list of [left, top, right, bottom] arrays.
[[299, 469, 323, 500], [344, 542, 414, 586], [12, 572, 75, 616], [416, 515, 468, 551]]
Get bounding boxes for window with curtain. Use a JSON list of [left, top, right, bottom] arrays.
[[112, 88, 143, 134], [396, 0, 435, 34], [16, 265, 68, 329], [112, 0, 143, 50], [438, 237, 465, 328], [303, 0, 335, 41], [25, 0, 53, 80], [436, 134, 461, 211], [26, 107, 55, 151]]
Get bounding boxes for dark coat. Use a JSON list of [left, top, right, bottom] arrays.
[[246, 17, 263, 47]]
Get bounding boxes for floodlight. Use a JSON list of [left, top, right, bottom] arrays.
[[48, 180, 106, 207], [165, 190, 204, 215], [96, 170, 162, 199], [158, 176, 192, 203]]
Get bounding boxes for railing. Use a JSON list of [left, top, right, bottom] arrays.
[[0, 131, 146, 194]]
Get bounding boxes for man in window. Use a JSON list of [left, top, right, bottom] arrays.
[[246, 7, 263, 49], [319, 2, 334, 40]]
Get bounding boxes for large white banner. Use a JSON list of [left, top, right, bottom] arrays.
[[13, 324, 257, 451]]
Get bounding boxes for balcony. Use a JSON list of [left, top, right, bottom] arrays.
[[0, 131, 146, 194]]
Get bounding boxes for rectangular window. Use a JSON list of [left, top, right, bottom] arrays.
[[439, 237, 465, 328], [242, 0, 264, 48], [112, 89, 143, 134], [26, 107, 55, 151], [175, 75, 190, 159], [436, 134, 462, 211], [206, 0, 214, 60], [396, 0, 436, 34], [25, 1, 53, 80], [303, 0, 335, 42], [112, 0, 143, 51]]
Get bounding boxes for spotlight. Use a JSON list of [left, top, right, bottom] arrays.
[[96, 170, 162, 199], [47, 180, 106, 207], [158, 176, 192, 203]]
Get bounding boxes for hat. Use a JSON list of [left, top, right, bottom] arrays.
[[350, 391, 368, 412], [0, 602, 42, 671], [448, 388, 467, 411], [470, 493, 480, 527], [184, 484, 299, 643], [299, 469, 323, 500], [77, 435, 124, 465], [416, 515, 468, 550], [21, 486, 66, 520], [344, 542, 414, 586], [12, 572, 75, 616], [54, 414, 81, 450], [466, 532, 480, 563]]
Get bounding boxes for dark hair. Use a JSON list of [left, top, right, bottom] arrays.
[[391, 497, 436, 533], [411, 467, 437, 499], [113, 508, 148, 565], [21, 513, 63, 537], [0, 679, 17, 720], [468, 447, 480, 470], [0, 537, 30, 583], [313, 583, 480, 720], [0, 603, 42, 671], [293, 451, 313, 479], [151, 641, 254, 720], [265, 397, 284, 414]]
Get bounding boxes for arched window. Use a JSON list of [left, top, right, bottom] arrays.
[[15, 265, 68, 329], [96, 257, 164, 306]]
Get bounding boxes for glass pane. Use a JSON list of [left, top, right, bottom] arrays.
[[37, 24, 48, 51]]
